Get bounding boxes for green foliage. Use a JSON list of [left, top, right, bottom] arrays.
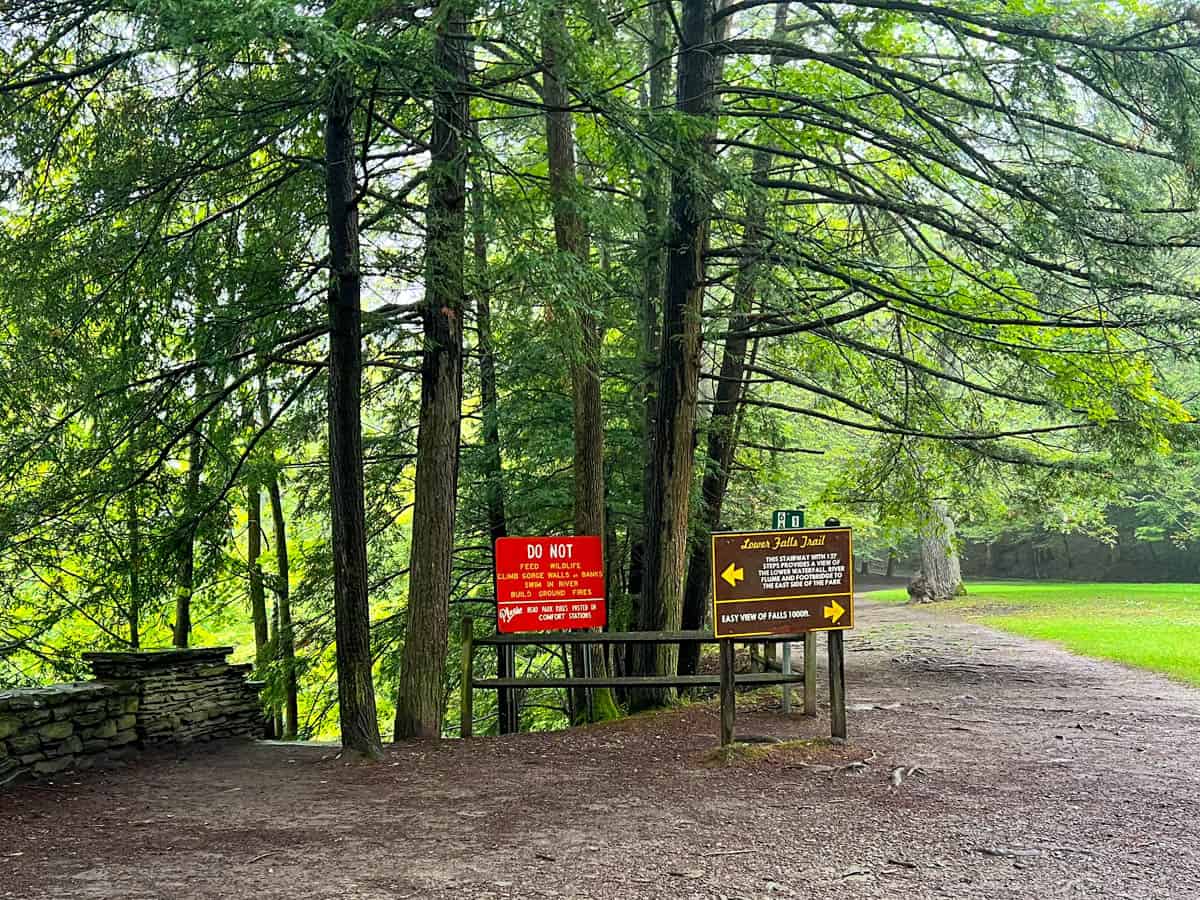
[[4, 0, 1200, 741]]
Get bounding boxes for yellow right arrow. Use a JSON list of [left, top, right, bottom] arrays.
[[824, 599, 846, 624], [721, 563, 745, 588]]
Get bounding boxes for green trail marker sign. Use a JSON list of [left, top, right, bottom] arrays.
[[772, 509, 805, 529]]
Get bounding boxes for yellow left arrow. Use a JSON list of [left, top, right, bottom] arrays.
[[721, 563, 745, 588], [823, 599, 846, 624]]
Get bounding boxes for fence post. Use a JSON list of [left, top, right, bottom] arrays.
[[803, 632, 817, 717], [498, 643, 515, 734], [460, 617, 475, 739], [828, 630, 846, 739], [781, 641, 791, 714], [719, 640, 736, 746]]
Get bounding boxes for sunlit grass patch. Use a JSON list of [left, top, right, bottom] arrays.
[[866, 582, 1200, 686]]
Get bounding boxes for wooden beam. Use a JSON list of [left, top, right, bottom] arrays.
[[803, 632, 817, 717], [781, 641, 791, 714], [473, 671, 805, 690], [475, 629, 718, 646], [497, 644, 516, 734], [720, 640, 736, 746], [828, 630, 846, 739]]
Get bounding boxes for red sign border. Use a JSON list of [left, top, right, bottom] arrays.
[[494, 535, 607, 634]]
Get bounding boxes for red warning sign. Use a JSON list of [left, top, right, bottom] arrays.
[[494, 536, 606, 634]]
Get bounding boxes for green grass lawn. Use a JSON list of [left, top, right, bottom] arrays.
[[865, 582, 1200, 686]]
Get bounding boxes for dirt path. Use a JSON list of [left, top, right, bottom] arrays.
[[3, 599, 1199, 899]]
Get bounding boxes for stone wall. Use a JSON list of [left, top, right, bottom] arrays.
[[0, 683, 139, 787], [0, 647, 262, 789], [85, 647, 263, 745]]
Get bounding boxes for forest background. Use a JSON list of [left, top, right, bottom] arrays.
[[3, 0, 1200, 751]]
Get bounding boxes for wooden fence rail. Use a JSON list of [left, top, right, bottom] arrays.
[[459, 619, 832, 744]]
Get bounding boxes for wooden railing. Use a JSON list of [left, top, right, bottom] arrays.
[[458, 620, 822, 741]]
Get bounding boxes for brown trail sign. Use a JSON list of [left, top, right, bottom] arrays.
[[711, 526, 854, 745], [711, 527, 854, 639]]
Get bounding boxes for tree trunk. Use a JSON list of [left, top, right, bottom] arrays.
[[268, 474, 299, 739], [395, 2, 468, 740], [470, 145, 517, 734], [677, 3, 787, 680], [127, 491, 140, 649], [631, 0, 718, 710], [248, 479, 272, 738], [173, 427, 201, 648], [172, 293, 215, 651], [248, 483, 269, 673], [630, 0, 668, 641], [542, 7, 620, 723], [919, 500, 965, 600], [324, 69, 383, 760], [471, 177, 507, 555], [271, 604, 283, 738]]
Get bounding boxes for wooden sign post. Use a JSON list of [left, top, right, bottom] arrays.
[[828, 630, 846, 739], [711, 526, 853, 744], [719, 640, 736, 747]]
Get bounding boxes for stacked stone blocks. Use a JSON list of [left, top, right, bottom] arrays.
[[0, 683, 138, 787], [0, 647, 262, 789], [85, 647, 264, 745]]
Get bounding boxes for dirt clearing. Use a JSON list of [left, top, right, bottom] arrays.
[[3, 599, 1199, 899]]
